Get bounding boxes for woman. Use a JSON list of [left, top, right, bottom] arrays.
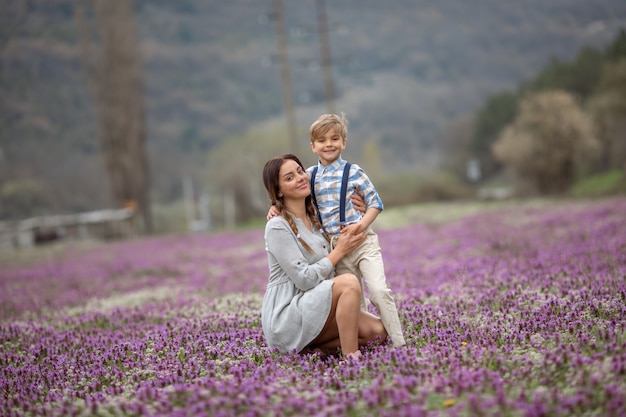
[[261, 153, 387, 360]]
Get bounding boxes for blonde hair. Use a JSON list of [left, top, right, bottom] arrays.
[[309, 113, 348, 143]]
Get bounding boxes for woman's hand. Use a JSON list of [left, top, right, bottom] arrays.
[[331, 227, 366, 261], [351, 186, 366, 213]]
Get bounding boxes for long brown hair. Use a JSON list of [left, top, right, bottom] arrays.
[[262, 153, 328, 252]]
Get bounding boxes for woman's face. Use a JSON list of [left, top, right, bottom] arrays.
[[278, 159, 310, 202]]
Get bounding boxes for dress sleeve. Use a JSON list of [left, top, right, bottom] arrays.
[[266, 218, 334, 291]]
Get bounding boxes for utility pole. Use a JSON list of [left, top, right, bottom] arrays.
[[315, 0, 335, 114], [272, 0, 299, 152]]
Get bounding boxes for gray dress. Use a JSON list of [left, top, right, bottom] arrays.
[[261, 215, 335, 353]]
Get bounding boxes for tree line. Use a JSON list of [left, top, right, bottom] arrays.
[[1, 3, 624, 232], [458, 29, 626, 194]]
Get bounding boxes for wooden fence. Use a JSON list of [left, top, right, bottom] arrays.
[[0, 207, 136, 249]]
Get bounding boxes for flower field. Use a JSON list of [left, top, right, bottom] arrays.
[[1, 198, 625, 417]]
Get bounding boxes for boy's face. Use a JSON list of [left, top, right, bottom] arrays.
[[311, 126, 346, 166]]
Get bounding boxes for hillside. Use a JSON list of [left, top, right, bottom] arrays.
[[1, 0, 626, 217]]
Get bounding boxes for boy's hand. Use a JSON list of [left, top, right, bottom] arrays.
[[341, 222, 362, 235], [267, 205, 280, 220], [351, 185, 366, 213]]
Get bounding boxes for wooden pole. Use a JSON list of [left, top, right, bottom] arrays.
[[315, 0, 335, 114], [273, 0, 299, 152]]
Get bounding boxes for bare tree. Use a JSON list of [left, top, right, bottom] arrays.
[[75, 0, 152, 233], [587, 60, 626, 174], [492, 90, 598, 194]]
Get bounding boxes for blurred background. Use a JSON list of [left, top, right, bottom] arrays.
[[1, 0, 625, 246]]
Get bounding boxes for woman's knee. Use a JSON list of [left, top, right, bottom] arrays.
[[334, 273, 360, 292]]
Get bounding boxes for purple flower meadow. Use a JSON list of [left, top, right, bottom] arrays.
[[1, 198, 625, 416]]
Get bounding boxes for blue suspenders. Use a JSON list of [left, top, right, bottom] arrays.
[[310, 162, 352, 226]]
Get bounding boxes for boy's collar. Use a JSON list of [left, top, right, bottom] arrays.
[[317, 157, 344, 171]]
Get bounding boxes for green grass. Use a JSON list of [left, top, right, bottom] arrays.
[[570, 170, 626, 197]]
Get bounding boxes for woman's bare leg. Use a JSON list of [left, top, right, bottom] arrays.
[[334, 278, 361, 354], [358, 311, 387, 345], [308, 274, 361, 354], [314, 310, 387, 352]]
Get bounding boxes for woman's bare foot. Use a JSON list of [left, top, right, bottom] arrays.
[[343, 350, 362, 361]]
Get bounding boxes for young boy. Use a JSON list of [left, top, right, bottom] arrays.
[[269, 113, 405, 347]]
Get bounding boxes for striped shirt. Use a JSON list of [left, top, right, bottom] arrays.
[[307, 157, 383, 235]]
